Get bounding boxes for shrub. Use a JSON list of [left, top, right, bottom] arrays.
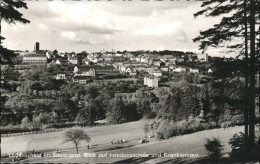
[[204, 137, 223, 159], [228, 132, 245, 159], [156, 131, 164, 139]]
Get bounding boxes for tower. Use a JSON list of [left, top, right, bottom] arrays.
[[34, 42, 40, 51]]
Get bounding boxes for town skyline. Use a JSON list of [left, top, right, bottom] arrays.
[[2, 0, 237, 57]]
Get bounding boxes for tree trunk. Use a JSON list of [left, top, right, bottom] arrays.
[[249, 0, 256, 149], [244, 0, 249, 153], [75, 143, 79, 154]]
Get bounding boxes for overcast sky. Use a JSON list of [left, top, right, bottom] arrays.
[[2, 0, 230, 56]]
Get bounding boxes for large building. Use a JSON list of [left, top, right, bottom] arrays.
[[22, 53, 47, 64]]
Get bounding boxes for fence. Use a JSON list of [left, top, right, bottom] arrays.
[[1, 119, 136, 138]]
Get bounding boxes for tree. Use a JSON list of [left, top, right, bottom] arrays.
[[194, 0, 259, 154], [204, 137, 223, 159], [21, 116, 30, 129], [33, 113, 47, 130], [106, 96, 126, 124], [63, 129, 91, 154], [1, 0, 30, 64], [143, 123, 150, 137]]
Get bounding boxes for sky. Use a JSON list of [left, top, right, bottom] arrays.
[[2, 0, 232, 57]]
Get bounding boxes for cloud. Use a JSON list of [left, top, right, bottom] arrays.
[[46, 2, 125, 34], [103, 1, 196, 17], [3, 22, 29, 33], [135, 21, 188, 42], [60, 31, 112, 45], [37, 23, 49, 31]]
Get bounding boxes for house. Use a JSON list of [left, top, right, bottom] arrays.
[[173, 67, 186, 73], [74, 66, 96, 77], [160, 66, 169, 72], [104, 57, 112, 62], [168, 64, 177, 70], [115, 53, 123, 57], [200, 58, 206, 62], [177, 58, 184, 62], [73, 76, 92, 84], [141, 56, 154, 65], [54, 59, 67, 65], [55, 73, 66, 80], [153, 60, 165, 67], [135, 57, 141, 62], [144, 76, 159, 87], [189, 68, 199, 74], [125, 66, 137, 76], [59, 51, 66, 57], [45, 51, 53, 59], [95, 66, 116, 75], [111, 56, 127, 62], [148, 69, 162, 77], [68, 55, 79, 65], [83, 58, 92, 65], [208, 68, 213, 74], [22, 53, 47, 64]]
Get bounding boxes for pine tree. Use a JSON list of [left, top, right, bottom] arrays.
[[194, 0, 259, 157], [0, 0, 30, 64]]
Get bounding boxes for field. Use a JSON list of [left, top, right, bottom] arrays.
[[1, 120, 149, 155], [1, 120, 244, 163]]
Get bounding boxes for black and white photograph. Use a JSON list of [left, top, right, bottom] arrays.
[[0, 0, 260, 163]]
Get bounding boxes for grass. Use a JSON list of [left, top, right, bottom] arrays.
[[1, 120, 149, 155], [2, 122, 244, 163]]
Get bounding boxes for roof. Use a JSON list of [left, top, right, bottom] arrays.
[[73, 76, 91, 80], [76, 66, 96, 71], [23, 53, 46, 57]]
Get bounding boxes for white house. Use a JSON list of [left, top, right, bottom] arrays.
[[173, 67, 186, 73], [189, 68, 199, 74], [144, 76, 159, 87], [208, 68, 213, 74]]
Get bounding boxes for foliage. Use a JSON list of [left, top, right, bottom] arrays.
[[204, 137, 223, 159], [63, 129, 91, 154], [143, 123, 150, 136], [1, 0, 30, 64], [228, 132, 245, 159], [21, 116, 30, 129], [106, 96, 126, 124]]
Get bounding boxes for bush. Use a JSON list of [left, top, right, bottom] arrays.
[[228, 132, 245, 159], [156, 131, 164, 139], [204, 137, 223, 159]]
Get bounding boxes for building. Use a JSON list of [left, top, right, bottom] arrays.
[[160, 66, 169, 72], [55, 73, 66, 80], [22, 53, 47, 64], [68, 55, 79, 65], [189, 68, 199, 74], [144, 76, 159, 87], [208, 68, 213, 74], [173, 67, 186, 73], [73, 76, 92, 84], [34, 42, 40, 51], [111, 56, 127, 62], [125, 66, 137, 76], [74, 66, 96, 77]]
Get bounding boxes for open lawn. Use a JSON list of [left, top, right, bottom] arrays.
[[1, 124, 244, 163], [1, 120, 149, 155]]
